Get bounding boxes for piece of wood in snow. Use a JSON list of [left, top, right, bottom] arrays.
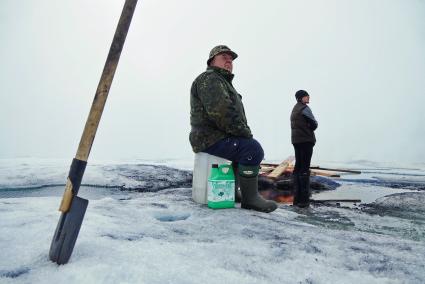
[[260, 163, 279, 167], [268, 164, 361, 175], [259, 166, 275, 173], [267, 156, 295, 179], [310, 166, 361, 174], [310, 169, 340, 177]]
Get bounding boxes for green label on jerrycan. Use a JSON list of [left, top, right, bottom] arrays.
[[208, 164, 235, 209]]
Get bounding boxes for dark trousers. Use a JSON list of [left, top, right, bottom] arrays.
[[203, 137, 264, 166], [293, 142, 314, 174]]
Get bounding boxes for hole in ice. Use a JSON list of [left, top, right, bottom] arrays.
[[154, 212, 190, 222]]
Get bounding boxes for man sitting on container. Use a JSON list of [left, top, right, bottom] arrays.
[[189, 45, 277, 213]]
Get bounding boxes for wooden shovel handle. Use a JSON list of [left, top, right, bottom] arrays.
[[76, 0, 138, 162], [58, 0, 138, 212]]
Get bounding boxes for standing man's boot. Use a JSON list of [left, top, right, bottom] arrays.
[[293, 171, 311, 208], [239, 165, 277, 213], [232, 162, 242, 203], [292, 172, 300, 205]]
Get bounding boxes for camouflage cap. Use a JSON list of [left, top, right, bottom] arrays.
[[207, 45, 238, 65]]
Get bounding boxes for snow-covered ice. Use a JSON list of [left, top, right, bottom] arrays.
[[1, 159, 424, 283]]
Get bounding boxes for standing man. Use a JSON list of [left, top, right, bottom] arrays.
[[189, 45, 277, 213], [290, 90, 318, 208]]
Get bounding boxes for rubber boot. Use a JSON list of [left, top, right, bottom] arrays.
[[239, 165, 277, 213], [292, 172, 300, 205], [232, 163, 242, 203], [293, 171, 311, 208]]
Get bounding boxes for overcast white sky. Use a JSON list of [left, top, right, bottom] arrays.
[[1, 0, 424, 164]]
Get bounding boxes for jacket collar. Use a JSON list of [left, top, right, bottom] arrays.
[[207, 66, 234, 83]]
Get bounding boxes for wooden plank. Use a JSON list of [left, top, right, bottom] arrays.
[[259, 166, 275, 173], [260, 163, 279, 167], [310, 166, 361, 174], [263, 164, 361, 175], [310, 169, 340, 177], [262, 161, 360, 178], [267, 156, 295, 179]]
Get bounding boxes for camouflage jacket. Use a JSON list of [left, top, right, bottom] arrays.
[[189, 66, 252, 153]]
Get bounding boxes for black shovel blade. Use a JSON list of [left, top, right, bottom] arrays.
[[49, 196, 89, 265]]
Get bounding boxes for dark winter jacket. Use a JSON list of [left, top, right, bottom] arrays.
[[290, 102, 318, 144], [189, 66, 252, 153]]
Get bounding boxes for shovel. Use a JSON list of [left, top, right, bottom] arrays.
[[49, 0, 138, 265]]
